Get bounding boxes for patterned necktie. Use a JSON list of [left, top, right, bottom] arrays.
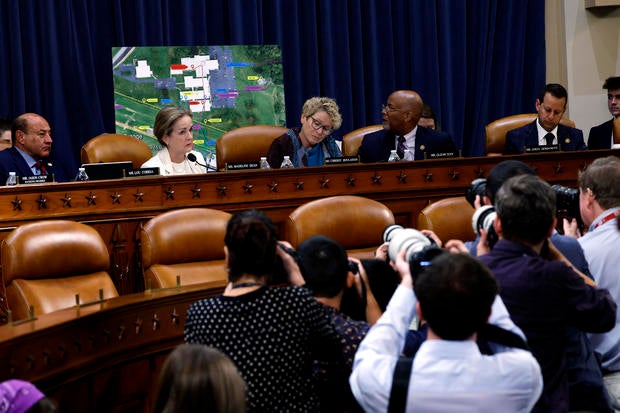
[[396, 136, 407, 159], [34, 160, 47, 175], [544, 132, 554, 146]]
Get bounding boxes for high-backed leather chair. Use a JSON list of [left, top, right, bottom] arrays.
[[417, 197, 476, 243], [342, 124, 383, 156], [81, 133, 153, 169], [141, 208, 231, 289], [485, 114, 576, 156], [283, 195, 395, 258], [0, 220, 118, 321], [215, 125, 288, 171]]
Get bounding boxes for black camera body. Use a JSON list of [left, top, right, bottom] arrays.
[[465, 178, 487, 208], [552, 185, 584, 230]]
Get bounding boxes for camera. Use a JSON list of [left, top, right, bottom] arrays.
[[465, 178, 487, 208], [551, 185, 583, 230], [382, 225, 437, 263], [471, 205, 499, 249]]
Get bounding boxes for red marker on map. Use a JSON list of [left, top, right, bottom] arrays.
[[170, 64, 188, 70]]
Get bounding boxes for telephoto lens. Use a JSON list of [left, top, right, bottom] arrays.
[[382, 225, 434, 263], [471, 205, 499, 249]]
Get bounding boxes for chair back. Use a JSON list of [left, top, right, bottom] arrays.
[[141, 208, 231, 289], [283, 195, 394, 258], [484, 114, 576, 156], [417, 197, 476, 243], [215, 125, 288, 171], [0, 220, 117, 320], [81, 133, 153, 169], [342, 125, 383, 156]]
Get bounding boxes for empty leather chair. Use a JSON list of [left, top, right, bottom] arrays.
[[485, 114, 576, 156], [81, 133, 153, 169], [1, 220, 118, 321], [141, 208, 231, 289], [342, 125, 383, 156], [283, 195, 395, 258], [215, 125, 288, 171], [417, 197, 476, 243]]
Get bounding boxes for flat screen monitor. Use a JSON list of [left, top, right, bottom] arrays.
[[81, 161, 133, 181]]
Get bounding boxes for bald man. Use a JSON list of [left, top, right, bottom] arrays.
[[0, 113, 66, 184], [358, 90, 456, 162]]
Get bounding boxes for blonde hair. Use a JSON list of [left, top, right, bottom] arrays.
[[302, 97, 342, 130], [153, 106, 193, 146]]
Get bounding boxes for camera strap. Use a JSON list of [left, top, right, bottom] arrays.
[[388, 356, 414, 413]]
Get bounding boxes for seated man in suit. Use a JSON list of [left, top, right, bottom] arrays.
[[0, 113, 66, 184], [588, 76, 620, 149], [358, 90, 456, 162], [504, 83, 587, 154]]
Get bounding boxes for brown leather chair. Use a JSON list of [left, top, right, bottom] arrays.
[[417, 197, 476, 243], [485, 114, 576, 156], [342, 124, 383, 156], [0, 220, 118, 321], [81, 133, 153, 169], [283, 195, 395, 258], [141, 208, 231, 289], [215, 125, 288, 171]]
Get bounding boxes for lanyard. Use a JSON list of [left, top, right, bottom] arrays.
[[593, 211, 620, 230]]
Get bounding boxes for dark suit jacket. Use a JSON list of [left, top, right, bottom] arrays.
[[588, 119, 613, 149], [0, 147, 66, 184], [504, 120, 587, 154], [358, 126, 457, 162]]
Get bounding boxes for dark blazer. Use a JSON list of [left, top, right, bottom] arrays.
[[358, 126, 457, 162], [0, 147, 66, 185], [504, 120, 587, 155], [588, 119, 613, 149]]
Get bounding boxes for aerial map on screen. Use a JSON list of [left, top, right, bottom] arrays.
[[112, 45, 286, 158]]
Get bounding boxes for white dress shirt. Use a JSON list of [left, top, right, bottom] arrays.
[[141, 147, 206, 175], [349, 285, 543, 413]]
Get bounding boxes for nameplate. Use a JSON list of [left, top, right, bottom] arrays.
[[126, 167, 159, 177], [524, 144, 559, 153], [324, 156, 359, 164], [19, 175, 53, 184], [427, 151, 458, 159], [226, 161, 259, 170]]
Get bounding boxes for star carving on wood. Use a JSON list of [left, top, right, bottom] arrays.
[[554, 162, 563, 175], [294, 181, 304, 191], [61, 193, 72, 208], [268, 181, 279, 192], [371, 172, 383, 184], [38, 194, 48, 209], [216, 185, 228, 196], [319, 176, 330, 188], [86, 191, 97, 206], [474, 167, 485, 179], [165, 186, 175, 200], [345, 175, 356, 186], [449, 169, 460, 181], [397, 170, 407, 183], [133, 189, 144, 202], [191, 185, 201, 199], [110, 192, 122, 204], [423, 170, 433, 182], [242, 182, 254, 194], [11, 196, 22, 211]]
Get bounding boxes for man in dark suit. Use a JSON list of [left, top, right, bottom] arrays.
[[504, 83, 587, 154], [0, 113, 66, 185], [358, 90, 456, 162], [588, 76, 620, 149]]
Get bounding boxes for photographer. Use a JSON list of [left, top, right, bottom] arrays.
[[478, 174, 616, 413], [297, 235, 382, 413], [349, 250, 543, 412], [564, 156, 620, 409]]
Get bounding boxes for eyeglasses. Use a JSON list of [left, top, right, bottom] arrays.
[[308, 116, 332, 134], [382, 103, 405, 113]]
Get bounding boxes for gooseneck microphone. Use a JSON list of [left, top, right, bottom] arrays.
[[187, 152, 217, 172]]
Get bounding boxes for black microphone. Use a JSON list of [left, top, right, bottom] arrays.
[[187, 153, 216, 172]]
